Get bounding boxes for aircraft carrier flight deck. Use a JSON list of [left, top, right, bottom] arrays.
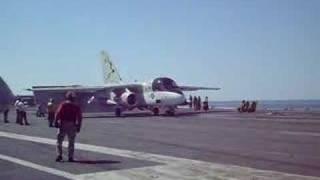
[[1, 109, 320, 180]]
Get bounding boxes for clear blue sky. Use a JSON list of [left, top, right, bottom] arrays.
[[0, 0, 319, 100]]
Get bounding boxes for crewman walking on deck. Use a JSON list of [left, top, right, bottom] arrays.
[[14, 98, 21, 124], [17, 101, 30, 125], [55, 91, 82, 162], [47, 98, 56, 127]]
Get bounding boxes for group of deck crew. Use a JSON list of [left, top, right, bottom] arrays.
[[189, 95, 209, 111], [8, 92, 82, 162], [238, 100, 258, 113]]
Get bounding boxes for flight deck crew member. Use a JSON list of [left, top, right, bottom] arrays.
[[17, 101, 30, 125], [198, 96, 202, 110], [203, 96, 209, 111], [193, 96, 198, 111], [14, 98, 21, 124], [248, 101, 258, 113], [238, 100, 246, 112], [55, 91, 82, 162], [47, 98, 56, 127], [37, 103, 46, 117], [189, 95, 193, 108], [3, 105, 9, 123], [244, 101, 250, 112]]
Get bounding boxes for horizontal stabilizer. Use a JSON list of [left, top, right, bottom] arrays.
[[106, 99, 117, 105]]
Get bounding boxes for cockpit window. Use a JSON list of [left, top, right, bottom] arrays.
[[152, 77, 182, 94]]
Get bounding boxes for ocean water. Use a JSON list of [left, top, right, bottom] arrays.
[[210, 100, 320, 112]]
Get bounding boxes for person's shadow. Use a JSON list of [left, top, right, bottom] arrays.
[[71, 160, 121, 164]]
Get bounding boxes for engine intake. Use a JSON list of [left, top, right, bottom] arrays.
[[121, 92, 137, 106]]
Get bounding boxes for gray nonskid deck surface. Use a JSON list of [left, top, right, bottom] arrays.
[[0, 109, 320, 179]]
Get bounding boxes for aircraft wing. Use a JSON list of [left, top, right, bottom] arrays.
[[177, 86, 221, 91], [29, 85, 106, 93], [29, 83, 141, 93], [29, 83, 143, 111]]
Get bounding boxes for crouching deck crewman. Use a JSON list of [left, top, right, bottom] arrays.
[[55, 91, 82, 162]]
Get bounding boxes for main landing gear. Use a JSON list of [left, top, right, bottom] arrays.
[[165, 110, 175, 116], [152, 107, 160, 116], [115, 107, 122, 117], [151, 107, 175, 116], [165, 107, 175, 116]]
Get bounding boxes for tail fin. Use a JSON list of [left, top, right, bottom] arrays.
[[101, 51, 122, 84]]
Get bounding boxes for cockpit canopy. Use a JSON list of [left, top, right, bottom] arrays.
[[151, 77, 182, 94]]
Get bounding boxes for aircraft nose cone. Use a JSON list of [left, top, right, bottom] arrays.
[[178, 94, 186, 103], [167, 92, 186, 105]]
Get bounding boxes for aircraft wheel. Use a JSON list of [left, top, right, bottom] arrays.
[[115, 108, 122, 117], [166, 109, 175, 116], [153, 107, 160, 116]]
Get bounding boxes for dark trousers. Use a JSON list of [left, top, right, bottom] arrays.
[[57, 122, 77, 159], [16, 110, 20, 123], [20, 111, 29, 125], [4, 109, 9, 122], [48, 112, 55, 127], [203, 102, 209, 111]]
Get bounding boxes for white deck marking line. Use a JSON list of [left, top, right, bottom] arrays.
[[280, 131, 320, 137], [1, 131, 320, 180], [0, 154, 77, 179]]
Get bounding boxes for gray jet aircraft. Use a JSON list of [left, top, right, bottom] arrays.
[[30, 51, 220, 116]]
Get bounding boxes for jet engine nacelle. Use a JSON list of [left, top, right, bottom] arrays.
[[120, 92, 137, 106]]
